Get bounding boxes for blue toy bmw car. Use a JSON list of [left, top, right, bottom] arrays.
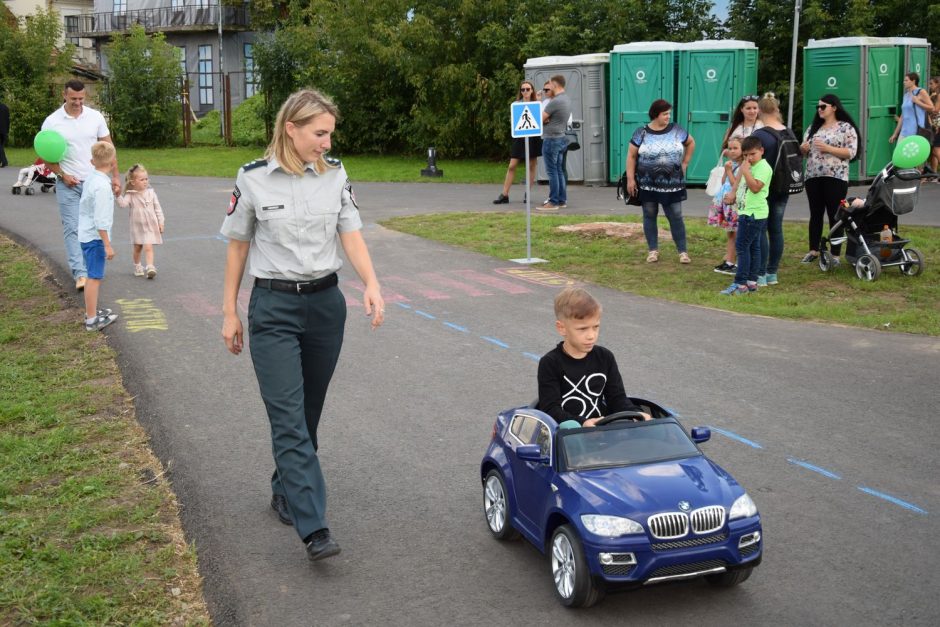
[[480, 398, 762, 607]]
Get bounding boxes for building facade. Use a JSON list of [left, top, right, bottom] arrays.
[[4, 0, 98, 68]]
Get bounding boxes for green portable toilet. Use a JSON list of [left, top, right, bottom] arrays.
[[804, 37, 931, 181], [677, 40, 758, 185], [607, 42, 683, 183], [901, 38, 932, 83], [524, 53, 610, 186]]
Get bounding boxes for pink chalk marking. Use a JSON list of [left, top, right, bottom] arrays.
[[417, 272, 493, 297], [383, 275, 450, 300], [452, 269, 532, 294], [175, 292, 221, 316], [342, 278, 410, 307]]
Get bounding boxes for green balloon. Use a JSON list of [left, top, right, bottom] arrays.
[[892, 135, 930, 169], [33, 129, 68, 163]]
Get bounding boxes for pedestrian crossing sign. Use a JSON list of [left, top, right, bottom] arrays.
[[511, 102, 542, 138]]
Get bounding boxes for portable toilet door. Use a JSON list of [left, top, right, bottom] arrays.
[[900, 38, 932, 83], [524, 53, 610, 186], [607, 42, 683, 183], [678, 40, 758, 185], [865, 44, 904, 177]]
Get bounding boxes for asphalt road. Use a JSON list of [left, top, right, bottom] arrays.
[[2, 172, 939, 626]]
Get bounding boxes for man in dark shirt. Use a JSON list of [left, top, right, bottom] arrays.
[[0, 101, 10, 168], [537, 287, 650, 426]]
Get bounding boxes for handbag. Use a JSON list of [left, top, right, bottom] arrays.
[[565, 131, 580, 152], [914, 90, 935, 142], [705, 156, 725, 196], [616, 173, 642, 206]]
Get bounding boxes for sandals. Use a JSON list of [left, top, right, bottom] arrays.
[[679, 252, 691, 264], [646, 250, 659, 263]]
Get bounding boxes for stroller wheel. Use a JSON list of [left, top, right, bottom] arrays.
[[24, 187, 35, 195], [899, 247, 924, 277], [41, 185, 51, 193], [818, 250, 834, 272], [11, 186, 20, 195], [855, 254, 882, 281]]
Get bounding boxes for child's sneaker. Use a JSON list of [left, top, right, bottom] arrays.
[[766, 273, 779, 285], [134, 263, 145, 277], [720, 283, 748, 296], [85, 313, 118, 332], [746, 281, 759, 292], [713, 261, 736, 275], [146, 265, 157, 279], [756, 275, 768, 287]]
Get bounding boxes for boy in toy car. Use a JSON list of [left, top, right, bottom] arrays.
[[537, 287, 651, 426]]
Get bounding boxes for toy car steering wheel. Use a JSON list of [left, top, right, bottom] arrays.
[[596, 411, 647, 425]]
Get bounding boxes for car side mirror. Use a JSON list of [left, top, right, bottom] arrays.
[[517, 444, 549, 464], [691, 427, 711, 443]]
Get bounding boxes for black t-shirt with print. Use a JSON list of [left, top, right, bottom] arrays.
[[536, 342, 639, 424]]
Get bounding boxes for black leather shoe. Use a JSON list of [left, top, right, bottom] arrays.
[[270, 494, 292, 526], [305, 529, 341, 561], [492, 193, 509, 204]]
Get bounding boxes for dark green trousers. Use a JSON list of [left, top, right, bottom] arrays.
[[248, 284, 346, 541]]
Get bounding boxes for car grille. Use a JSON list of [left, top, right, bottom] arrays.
[[740, 543, 760, 558], [602, 563, 636, 576], [648, 512, 689, 539], [652, 532, 727, 551], [650, 559, 727, 578], [690, 506, 725, 534]]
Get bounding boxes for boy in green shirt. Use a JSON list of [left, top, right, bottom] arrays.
[[721, 136, 771, 296]]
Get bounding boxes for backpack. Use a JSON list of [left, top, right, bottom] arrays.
[[759, 127, 803, 195]]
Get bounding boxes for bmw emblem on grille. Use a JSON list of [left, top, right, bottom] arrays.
[[678, 501, 691, 512]]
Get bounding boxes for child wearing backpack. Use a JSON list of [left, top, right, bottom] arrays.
[[752, 93, 802, 286]]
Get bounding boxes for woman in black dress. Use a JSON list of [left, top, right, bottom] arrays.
[[493, 80, 542, 204]]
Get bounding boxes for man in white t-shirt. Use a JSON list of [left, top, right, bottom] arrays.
[[42, 80, 120, 291]]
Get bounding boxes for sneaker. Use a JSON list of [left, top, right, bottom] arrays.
[[756, 275, 768, 287], [646, 250, 659, 263], [766, 273, 779, 285], [801, 252, 819, 264], [536, 203, 559, 212], [720, 283, 748, 296], [97, 308, 113, 318], [713, 261, 736, 275], [134, 263, 145, 277], [492, 193, 509, 205], [678, 252, 691, 264], [84, 313, 118, 331], [557, 202, 567, 209], [830, 256, 841, 268], [146, 265, 157, 279], [75, 276, 86, 291], [747, 281, 759, 292]]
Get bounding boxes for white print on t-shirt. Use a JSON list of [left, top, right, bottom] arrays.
[[561, 373, 608, 419]]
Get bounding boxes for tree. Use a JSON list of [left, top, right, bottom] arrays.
[[103, 24, 182, 147], [0, 9, 73, 146]]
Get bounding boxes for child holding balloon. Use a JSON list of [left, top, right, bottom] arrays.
[[116, 163, 164, 278]]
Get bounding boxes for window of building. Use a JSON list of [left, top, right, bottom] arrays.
[[171, 0, 186, 8], [198, 45, 214, 106], [244, 43, 257, 98], [113, 0, 127, 15], [177, 46, 187, 77], [65, 15, 79, 33]]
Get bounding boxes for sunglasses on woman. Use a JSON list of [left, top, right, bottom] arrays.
[[817, 103, 830, 110], [520, 87, 532, 92], [741, 94, 760, 102]]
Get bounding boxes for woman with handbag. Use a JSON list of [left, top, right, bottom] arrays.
[[493, 80, 542, 204], [625, 99, 695, 264], [889, 72, 933, 144]]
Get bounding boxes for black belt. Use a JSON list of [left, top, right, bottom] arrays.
[[255, 273, 338, 294]]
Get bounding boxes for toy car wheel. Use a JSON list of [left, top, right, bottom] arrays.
[[550, 524, 603, 608], [483, 470, 519, 540], [899, 247, 924, 277], [706, 565, 753, 587], [855, 254, 881, 281], [818, 250, 834, 272]]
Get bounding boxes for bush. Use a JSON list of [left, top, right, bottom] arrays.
[[232, 94, 267, 146], [191, 110, 223, 145]]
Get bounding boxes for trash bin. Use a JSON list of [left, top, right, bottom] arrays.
[[804, 36, 932, 181], [524, 53, 610, 186]]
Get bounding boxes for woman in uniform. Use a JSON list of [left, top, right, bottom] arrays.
[[221, 88, 384, 561]]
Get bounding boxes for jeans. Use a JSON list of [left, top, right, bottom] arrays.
[[542, 136, 568, 204], [641, 201, 687, 252], [56, 179, 87, 279], [734, 214, 767, 285], [758, 192, 788, 276]]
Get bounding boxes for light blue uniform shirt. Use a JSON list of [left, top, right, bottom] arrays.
[[78, 170, 114, 243]]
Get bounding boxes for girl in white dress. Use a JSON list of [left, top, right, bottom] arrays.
[[117, 164, 164, 278]]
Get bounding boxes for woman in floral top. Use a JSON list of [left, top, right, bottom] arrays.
[[799, 93, 859, 264]]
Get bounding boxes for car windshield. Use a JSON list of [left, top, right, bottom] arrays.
[[559, 421, 700, 470]]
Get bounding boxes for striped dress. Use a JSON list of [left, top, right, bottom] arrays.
[[117, 188, 164, 245]]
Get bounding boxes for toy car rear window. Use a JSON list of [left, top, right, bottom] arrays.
[[560, 422, 700, 470]]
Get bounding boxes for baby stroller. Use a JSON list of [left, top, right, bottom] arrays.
[[11, 160, 56, 196], [818, 163, 930, 281]]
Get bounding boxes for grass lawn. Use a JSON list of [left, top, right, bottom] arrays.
[[3, 146, 507, 183], [0, 235, 209, 624], [381, 212, 940, 336]]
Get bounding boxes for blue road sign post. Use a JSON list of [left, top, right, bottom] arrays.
[[509, 102, 547, 265]]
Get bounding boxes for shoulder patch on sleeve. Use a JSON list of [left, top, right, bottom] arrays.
[[325, 156, 342, 167], [227, 185, 241, 215], [242, 159, 267, 172], [344, 179, 359, 209]]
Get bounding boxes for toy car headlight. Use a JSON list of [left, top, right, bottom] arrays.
[[581, 514, 644, 537], [729, 493, 758, 520]]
